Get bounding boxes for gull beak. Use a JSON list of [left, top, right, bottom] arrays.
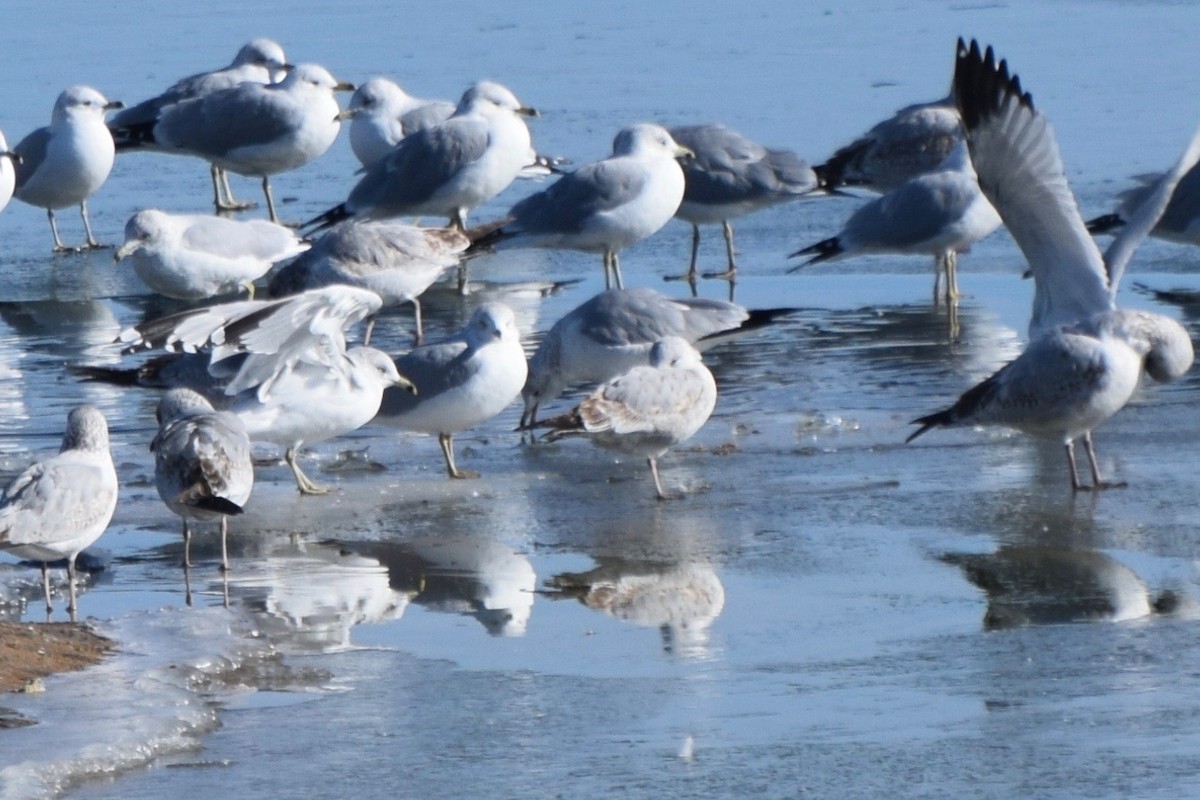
[[280, 62, 296, 72], [2, 150, 22, 166], [334, 80, 356, 93], [104, 100, 126, 111], [674, 145, 696, 160], [335, 108, 360, 122], [516, 106, 540, 118], [114, 239, 142, 262], [393, 371, 418, 395]]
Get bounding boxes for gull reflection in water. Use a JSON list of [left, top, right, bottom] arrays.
[[546, 558, 725, 656], [336, 535, 536, 637], [942, 546, 1187, 630]]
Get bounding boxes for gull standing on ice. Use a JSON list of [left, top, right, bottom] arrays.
[[375, 302, 527, 479], [815, 95, 963, 192], [0, 130, 19, 215], [119, 286, 416, 495], [789, 141, 1001, 303], [666, 123, 818, 282], [116, 208, 309, 300], [521, 286, 787, 426], [304, 81, 539, 232], [483, 124, 694, 290], [268, 219, 469, 344], [13, 86, 124, 252], [536, 336, 717, 500], [906, 39, 1198, 491], [0, 406, 117, 620], [113, 63, 353, 223], [109, 38, 291, 211], [152, 388, 253, 572], [341, 77, 455, 170], [1087, 161, 1200, 247]]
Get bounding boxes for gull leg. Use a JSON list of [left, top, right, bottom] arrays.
[[214, 166, 256, 212], [457, 263, 470, 296], [439, 433, 479, 479], [362, 315, 377, 347], [182, 519, 192, 568], [648, 457, 677, 501], [662, 224, 702, 285], [212, 164, 223, 210], [1083, 431, 1127, 491], [602, 250, 613, 290], [287, 446, 335, 495], [183, 559, 193, 607], [702, 221, 740, 280], [261, 176, 279, 224], [947, 251, 961, 302], [41, 562, 53, 615], [81, 201, 107, 249], [933, 254, 945, 306], [412, 298, 425, 346], [1065, 440, 1084, 492], [48, 209, 71, 252], [67, 555, 79, 623], [219, 516, 230, 573], [611, 252, 624, 290]]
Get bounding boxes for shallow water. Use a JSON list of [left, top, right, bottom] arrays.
[[3, 1, 1200, 798]]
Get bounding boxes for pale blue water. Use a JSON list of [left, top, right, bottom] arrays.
[[3, 1, 1200, 798]]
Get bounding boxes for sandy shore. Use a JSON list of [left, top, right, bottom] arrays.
[[0, 622, 113, 694]]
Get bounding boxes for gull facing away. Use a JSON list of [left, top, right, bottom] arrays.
[[109, 38, 291, 211], [111, 63, 353, 223], [521, 286, 789, 427], [0, 130, 19, 215], [304, 81, 539, 233], [341, 77, 456, 170], [119, 286, 416, 494], [116, 208, 309, 300], [814, 95, 963, 192], [0, 406, 117, 620], [667, 123, 819, 282], [789, 141, 1001, 303], [152, 388, 253, 572], [482, 124, 694, 290], [906, 39, 1199, 491], [1087, 161, 1200, 247], [535, 336, 717, 500], [374, 302, 527, 479], [268, 219, 469, 344], [13, 86, 124, 252]]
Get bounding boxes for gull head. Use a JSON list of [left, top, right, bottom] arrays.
[[52, 85, 124, 124], [115, 209, 172, 261], [1109, 310, 1195, 383], [612, 124, 694, 160], [61, 405, 110, 454], [520, 344, 562, 428], [649, 336, 703, 370], [350, 347, 417, 394], [155, 388, 216, 426], [465, 302, 520, 347], [234, 38, 291, 76], [347, 77, 408, 114], [283, 63, 354, 94], [458, 81, 538, 119]]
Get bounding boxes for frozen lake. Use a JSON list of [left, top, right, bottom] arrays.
[[4, 1, 1200, 797]]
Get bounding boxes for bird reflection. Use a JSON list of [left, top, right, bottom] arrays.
[[336, 535, 536, 637], [545, 557, 725, 655], [942, 545, 1180, 630]]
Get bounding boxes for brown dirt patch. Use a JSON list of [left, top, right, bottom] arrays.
[[0, 621, 114, 693]]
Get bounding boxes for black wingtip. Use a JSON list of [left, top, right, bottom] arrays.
[[301, 203, 350, 233], [904, 417, 941, 444], [1086, 213, 1126, 235], [787, 237, 842, 271], [953, 37, 1034, 134], [182, 494, 245, 516]]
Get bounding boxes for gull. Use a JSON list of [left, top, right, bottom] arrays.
[[521, 286, 788, 426], [666, 123, 819, 281], [814, 94, 963, 192], [109, 38, 291, 211], [268, 219, 469, 344], [118, 285, 416, 494], [482, 124, 694, 290], [374, 302, 526, 479], [1087, 161, 1200, 247], [116, 208, 309, 300], [535, 336, 717, 500], [906, 39, 1199, 491], [13, 86, 124, 252], [789, 141, 1001, 303], [304, 81, 539, 232], [0, 406, 117, 620], [0, 129, 19, 215], [152, 388, 254, 572], [340, 77, 455, 170], [112, 63, 353, 223]]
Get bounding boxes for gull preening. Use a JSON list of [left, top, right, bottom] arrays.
[[109, 38, 291, 212], [267, 219, 469, 344], [815, 95, 963, 192], [536, 336, 717, 500], [152, 388, 254, 573], [119, 286, 416, 494], [790, 141, 1001, 303], [374, 302, 527, 479], [304, 80, 538, 232], [341, 77, 455, 170], [906, 39, 1198, 491], [484, 124, 693, 290], [521, 286, 787, 427], [13, 86, 124, 252], [668, 123, 819, 282], [0, 405, 117, 620], [112, 63, 353, 223], [116, 209, 309, 300]]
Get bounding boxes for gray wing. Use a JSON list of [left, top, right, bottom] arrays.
[[377, 339, 472, 415], [399, 101, 455, 137], [154, 83, 298, 157], [581, 365, 713, 435], [672, 124, 816, 204], [180, 216, 306, 261], [348, 117, 491, 215], [841, 170, 976, 250], [12, 127, 51, 189], [154, 413, 253, 508], [1156, 163, 1200, 238], [0, 459, 115, 548], [577, 288, 746, 346], [511, 159, 650, 235]]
